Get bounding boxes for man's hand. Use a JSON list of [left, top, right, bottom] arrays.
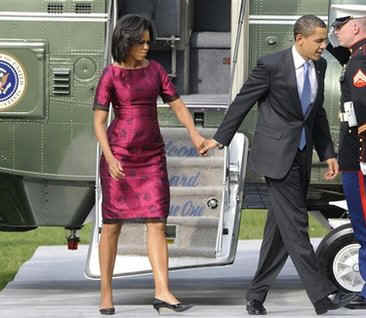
[[324, 158, 339, 180], [358, 124, 366, 135], [199, 139, 220, 156]]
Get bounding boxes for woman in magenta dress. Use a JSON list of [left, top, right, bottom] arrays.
[[93, 15, 204, 315]]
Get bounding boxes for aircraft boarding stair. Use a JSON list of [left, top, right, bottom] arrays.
[[85, 127, 248, 278]]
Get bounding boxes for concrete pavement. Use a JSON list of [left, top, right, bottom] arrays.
[[0, 240, 363, 317]]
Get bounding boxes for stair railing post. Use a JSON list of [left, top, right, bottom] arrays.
[[95, 0, 116, 240]]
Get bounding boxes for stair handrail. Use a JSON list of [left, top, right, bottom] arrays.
[[216, 0, 247, 255], [95, 0, 116, 236]]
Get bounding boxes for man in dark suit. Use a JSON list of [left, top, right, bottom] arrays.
[[200, 15, 355, 315]]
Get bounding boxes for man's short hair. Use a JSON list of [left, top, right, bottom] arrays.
[[293, 15, 326, 40]]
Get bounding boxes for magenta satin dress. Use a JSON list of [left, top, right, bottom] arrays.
[[93, 60, 179, 223]]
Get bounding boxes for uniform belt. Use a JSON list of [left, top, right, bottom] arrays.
[[339, 112, 347, 122]]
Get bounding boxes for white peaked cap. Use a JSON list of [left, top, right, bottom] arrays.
[[329, 4, 366, 26]]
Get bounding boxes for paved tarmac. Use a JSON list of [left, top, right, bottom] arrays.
[[0, 240, 364, 317]]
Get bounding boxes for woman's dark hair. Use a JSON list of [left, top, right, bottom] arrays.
[[111, 14, 155, 63]]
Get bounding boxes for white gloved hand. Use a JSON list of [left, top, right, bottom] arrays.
[[361, 162, 366, 175]]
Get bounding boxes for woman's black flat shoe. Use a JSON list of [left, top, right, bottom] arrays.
[[152, 298, 193, 314], [99, 307, 115, 315]]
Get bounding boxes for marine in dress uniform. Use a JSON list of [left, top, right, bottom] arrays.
[[328, 15, 366, 309]]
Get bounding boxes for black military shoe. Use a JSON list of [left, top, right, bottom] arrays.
[[314, 292, 358, 315], [246, 299, 267, 315], [345, 294, 366, 309]]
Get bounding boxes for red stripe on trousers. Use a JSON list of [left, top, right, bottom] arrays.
[[358, 171, 366, 222]]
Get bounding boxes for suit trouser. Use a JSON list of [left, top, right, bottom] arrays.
[[342, 171, 366, 298], [246, 150, 336, 304]]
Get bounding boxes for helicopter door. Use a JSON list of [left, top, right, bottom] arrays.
[[85, 128, 248, 278], [85, 0, 249, 278]]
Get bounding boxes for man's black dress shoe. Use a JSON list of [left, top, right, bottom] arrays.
[[246, 300, 267, 315], [345, 294, 366, 309], [99, 307, 115, 315], [314, 292, 358, 315]]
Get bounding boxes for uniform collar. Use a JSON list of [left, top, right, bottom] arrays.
[[351, 38, 366, 56]]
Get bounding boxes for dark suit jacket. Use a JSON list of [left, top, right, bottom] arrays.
[[213, 48, 335, 179]]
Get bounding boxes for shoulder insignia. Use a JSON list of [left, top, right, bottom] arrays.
[[353, 69, 366, 88]]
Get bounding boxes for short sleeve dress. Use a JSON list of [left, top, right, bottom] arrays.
[[93, 60, 179, 223]]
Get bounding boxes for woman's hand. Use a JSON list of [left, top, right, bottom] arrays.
[[94, 110, 124, 180], [106, 155, 125, 180], [168, 99, 208, 156], [190, 131, 207, 156]]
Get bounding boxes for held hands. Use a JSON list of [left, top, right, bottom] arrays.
[[189, 131, 221, 156], [190, 131, 206, 155], [199, 139, 221, 156], [324, 158, 339, 180], [106, 155, 125, 180]]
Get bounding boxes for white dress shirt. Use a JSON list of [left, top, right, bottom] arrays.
[[292, 46, 318, 104]]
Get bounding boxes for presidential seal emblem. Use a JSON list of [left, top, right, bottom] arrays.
[[0, 53, 26, 110]]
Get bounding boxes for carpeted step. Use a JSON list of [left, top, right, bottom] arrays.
[[169, 186, 222, 217], [167, 157, 224, 187], [117, 216, 218, 257]]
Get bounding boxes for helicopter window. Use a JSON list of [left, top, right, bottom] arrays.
[[47, 2, 64, 14], [74, 2, 92, 14]]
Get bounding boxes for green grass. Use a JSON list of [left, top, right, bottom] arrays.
[[0, 210, 329, 291], [0, 224, 92, 291], [239, 209, 329, 240]]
